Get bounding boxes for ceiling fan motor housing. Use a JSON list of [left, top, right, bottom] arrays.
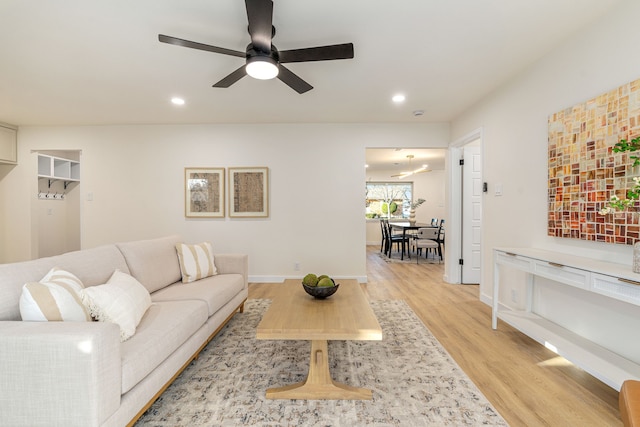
[[246, 44, 280, 63], [158, 0, 354, 93]]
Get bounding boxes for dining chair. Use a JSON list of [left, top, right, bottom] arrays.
[[379, 219, 387, 253], [431, 218, 439, 226], [413, 227, 441, 263], [380, 219, 393, 255], [436, 219, 445, 249], [383, 220, 411, 258]]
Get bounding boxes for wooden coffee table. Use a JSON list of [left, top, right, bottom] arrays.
[[256, 279, 382, 400]]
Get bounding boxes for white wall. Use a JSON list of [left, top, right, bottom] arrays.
[[450, 0, 640, 363], [0, 123, 449, 283]]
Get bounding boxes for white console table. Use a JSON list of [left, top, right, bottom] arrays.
[[492, 247, 640, 390]]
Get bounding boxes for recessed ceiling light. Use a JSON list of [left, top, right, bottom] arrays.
[[171, 97, 185, 106], [392, 94, 406, 103]]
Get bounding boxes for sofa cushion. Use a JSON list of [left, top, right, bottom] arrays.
[[81, 270, 151, 341], [175, 242, 217, 283], [19, 268, 91, 322], [120, 299, 208, 394], [116, 235, 182, 293], [0, 245, 129, 321], [151, 273, 244, 316]]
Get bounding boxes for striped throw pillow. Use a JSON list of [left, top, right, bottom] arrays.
[[175, 242, 217, 283], [19, 267, 91, 322]]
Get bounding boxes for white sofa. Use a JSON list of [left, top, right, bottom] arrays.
[[0, 235, 248, 427]]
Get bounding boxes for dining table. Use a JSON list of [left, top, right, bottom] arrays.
[[389, 222, 436, 260]]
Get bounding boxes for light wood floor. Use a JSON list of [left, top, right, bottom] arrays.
[[248, 246, 622, 427]]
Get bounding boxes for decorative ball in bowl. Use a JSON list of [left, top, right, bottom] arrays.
[[301, 274, 339, 299]]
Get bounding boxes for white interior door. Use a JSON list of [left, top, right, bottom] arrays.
[[462, 144, 482, 284]]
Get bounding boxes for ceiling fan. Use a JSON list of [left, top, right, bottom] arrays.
[[158, 0, 354, 94], [391, 155, 432, 179]]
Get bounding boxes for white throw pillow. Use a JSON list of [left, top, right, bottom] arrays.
[[81, 270, 151, 341], [175, 242, 217, 283], [19, 267, 91, 322]]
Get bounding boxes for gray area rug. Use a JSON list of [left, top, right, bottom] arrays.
[[136, 299, 507, 426], [377, 251, 442, 265]]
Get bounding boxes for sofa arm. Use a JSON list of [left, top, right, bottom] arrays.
[[0, 321, 121, 427], [215, 254, 249, 288], [621, 380, 640, 427]]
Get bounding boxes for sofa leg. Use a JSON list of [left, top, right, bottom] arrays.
[[239, 302, 245, 313]]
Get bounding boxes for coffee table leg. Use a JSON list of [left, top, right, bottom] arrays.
[[265, 339, 373, 400]]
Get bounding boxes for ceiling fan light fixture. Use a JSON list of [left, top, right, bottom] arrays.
[[246, 56, 279, 80]]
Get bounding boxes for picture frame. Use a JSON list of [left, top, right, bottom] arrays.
[[184, 167, 225, 218], [228, 167, 269, 218]]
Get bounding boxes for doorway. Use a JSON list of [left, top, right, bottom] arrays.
[[34, 149, 81, 258], [446, 129, 483, 285], [365, 148, 447, 247]]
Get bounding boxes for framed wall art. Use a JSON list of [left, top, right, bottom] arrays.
[[547, 77, 640, 245], [184, 167, 225, 218], [228, 167, 269, 218]]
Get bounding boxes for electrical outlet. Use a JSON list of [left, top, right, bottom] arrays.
[[511, 289, 518, 303], [294, 262, 300, 271]]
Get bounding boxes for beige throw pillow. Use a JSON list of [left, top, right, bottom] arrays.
[[175, 242, 217, 283], [19, 267, 91, 322], [81, 270, 151, 341]]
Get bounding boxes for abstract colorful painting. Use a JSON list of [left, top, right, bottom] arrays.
[[548, 78, 640, 244]]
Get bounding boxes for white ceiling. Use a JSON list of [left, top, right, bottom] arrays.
[[0, 0, 621, 127], [366, 148, 446, 173]]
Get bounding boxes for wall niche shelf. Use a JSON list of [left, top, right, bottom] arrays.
[[37, 154, 80, 189]]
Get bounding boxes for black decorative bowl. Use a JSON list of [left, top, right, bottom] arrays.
[[302, 282, 339, 299]]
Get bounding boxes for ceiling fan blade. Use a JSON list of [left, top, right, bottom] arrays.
[[158, 34, 245, 58], [212, 66, 247, 88], [279, 43, 354, 63], [245, 0, 273, 53], [277, 65, 313, 94]]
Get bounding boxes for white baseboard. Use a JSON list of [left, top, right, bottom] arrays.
[[479, 292, 493, 307]]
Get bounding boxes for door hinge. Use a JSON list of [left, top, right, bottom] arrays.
[[459, 258, 464, 265], [459, 159, 464, 166]]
